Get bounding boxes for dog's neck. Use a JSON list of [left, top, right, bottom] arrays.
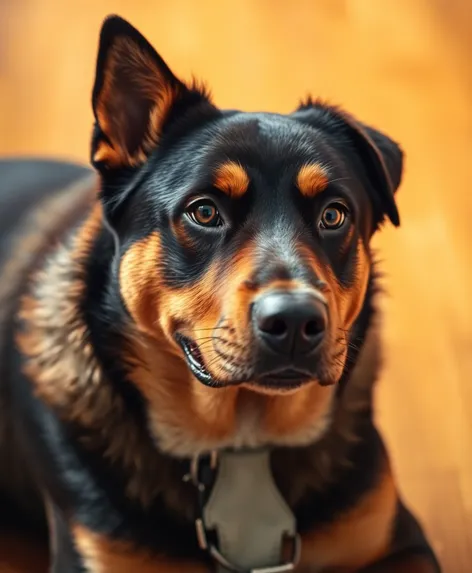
[[17, 191, 383, 513]]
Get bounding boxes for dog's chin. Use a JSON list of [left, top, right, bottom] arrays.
[[242, 378, 314, 396]]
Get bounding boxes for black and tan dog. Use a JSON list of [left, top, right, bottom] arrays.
[[0, 15, 440, 573]]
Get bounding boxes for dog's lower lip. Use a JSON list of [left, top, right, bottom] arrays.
[[271, 369, 308, 379], [257, 368, 312, 387]]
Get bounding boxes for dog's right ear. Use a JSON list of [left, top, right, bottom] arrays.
[[91, 15, 212, 171]]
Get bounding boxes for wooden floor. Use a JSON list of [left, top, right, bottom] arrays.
[[1, 1, 471, 571]]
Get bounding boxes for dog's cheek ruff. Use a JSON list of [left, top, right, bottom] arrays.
[[339, 239, 371, 332], [14, 204, 171, 508], [119, 232, 162, 337]]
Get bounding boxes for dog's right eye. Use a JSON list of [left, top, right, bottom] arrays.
[[186, 199, 223, 227], [318, 202, 349, 231]]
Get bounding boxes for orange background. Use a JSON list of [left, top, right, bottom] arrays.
[[1, 0, 471, 570]]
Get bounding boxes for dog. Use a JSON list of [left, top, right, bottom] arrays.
[[0, 14, 441, 573]]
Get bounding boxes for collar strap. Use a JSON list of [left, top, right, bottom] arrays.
[[183, 449, 300, 573]]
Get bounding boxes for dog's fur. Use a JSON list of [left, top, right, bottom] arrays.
[[0, 15, 440, 573]]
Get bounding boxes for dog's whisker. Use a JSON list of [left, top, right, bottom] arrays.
[[204, 347, 247, 373], [328, 176, 352, 184], [192, 326, 230, 333], [192, 334, 226, 341], [190, 336, 245, 352]]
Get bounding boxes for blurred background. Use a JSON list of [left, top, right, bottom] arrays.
[[1, 0, 471, 570]]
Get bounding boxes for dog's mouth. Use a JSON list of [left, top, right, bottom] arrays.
[[176, 333, 315, 390], [176, 334, 215, 385]]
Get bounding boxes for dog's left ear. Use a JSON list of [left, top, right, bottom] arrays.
[[91, 15, 212, 170], [293, 101, 403, 228]]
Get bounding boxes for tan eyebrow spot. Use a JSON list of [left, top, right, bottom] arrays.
[[213, 161, 250, 198], [296, 164, 329, 197]]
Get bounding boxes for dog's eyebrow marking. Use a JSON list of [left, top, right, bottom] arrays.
[[296, 164, 329, 197], [213, 161, 250, 198]]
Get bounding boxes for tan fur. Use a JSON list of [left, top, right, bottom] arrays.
[[296, 163, 329, 197], [213, 161, 250, 198], [73, 525, 209, 573], [130, 340, 240, 454], [130, 338, 336, 457], [157, 259, 222, 343], [171, 218, 197, 251], [342, 239, 371, 331], [93, 36, 182, 168], [298, 467, 397, 571], [119, 232, 162, 336]]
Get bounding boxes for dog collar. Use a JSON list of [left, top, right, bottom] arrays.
[[183, 449, 300, 573]]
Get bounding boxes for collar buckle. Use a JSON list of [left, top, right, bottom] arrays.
[[182, 450, 218, 492]]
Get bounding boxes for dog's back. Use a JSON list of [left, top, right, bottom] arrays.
[[0, 158, 93, 535]]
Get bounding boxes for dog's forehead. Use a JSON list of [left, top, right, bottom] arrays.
[[152, 111, 355, 207], [206, 112, 336, 171]]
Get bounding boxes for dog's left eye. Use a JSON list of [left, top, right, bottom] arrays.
[[319, 203, 348, 230], [186, 199, 223, 227]]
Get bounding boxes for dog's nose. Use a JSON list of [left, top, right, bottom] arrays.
[[253, 290, 327, 356]]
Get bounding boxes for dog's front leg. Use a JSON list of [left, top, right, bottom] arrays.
[[46, 498, 211, 573], [297, 496, 440, 573], [359, 502, 441, 573], [45, 498, 86, 572], [359, 551, 439, 572]]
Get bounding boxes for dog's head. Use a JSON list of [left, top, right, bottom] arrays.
[[90, 16, 403, 450]]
